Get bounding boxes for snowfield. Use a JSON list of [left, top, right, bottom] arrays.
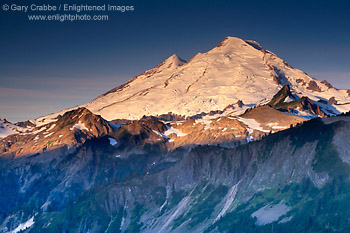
[[251, 201, 290, 226], [70, 121, 89, 131], [0, 120, 29, 139], [108, 137, 118, 146], [10, 216, 34, 233], [237, 117, 270, 133], [164, 126, 187, 137]]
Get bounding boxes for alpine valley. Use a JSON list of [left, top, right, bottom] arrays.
[[1, 37, 350, 233]]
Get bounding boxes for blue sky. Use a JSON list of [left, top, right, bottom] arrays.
[[0, 0, 349, 122]]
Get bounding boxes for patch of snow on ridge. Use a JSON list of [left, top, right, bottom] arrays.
[[267, 123, 287, 130], [0, 120, 30, 139], [11, 216, 34, 233], [237, 117, 270, 133], [251, 201, 290, 226], [31, 126, 47, 135], [283, 96, 294, 103], [285, 108, 317, 119], [108, 138, 118, 146], [70, 121, 89, 131], [164, 126, 187, 137], [195, 118, 212, 130], [152, 130, 169, 140], [44, 132, 54, 138], [47, 124, 56, 131], [0, 126, 15, 139]]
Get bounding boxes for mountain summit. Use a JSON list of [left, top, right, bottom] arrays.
[[37, 36, 350, 123]]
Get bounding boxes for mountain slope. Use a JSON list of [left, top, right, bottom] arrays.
[[0, 90, 307, 158], [1, 114, 349, 232], [0, 108, 113, 157]]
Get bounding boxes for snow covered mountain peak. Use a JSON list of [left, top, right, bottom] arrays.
[[34, 36, 350, 122], [160, 54, 187, 69], [217, 36, 255, 47], [215, 36, 267, 54]]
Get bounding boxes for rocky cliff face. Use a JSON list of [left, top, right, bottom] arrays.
[[1, 114, 349, 232]]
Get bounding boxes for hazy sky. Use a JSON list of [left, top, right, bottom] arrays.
[[1, 0, 349, 122]]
